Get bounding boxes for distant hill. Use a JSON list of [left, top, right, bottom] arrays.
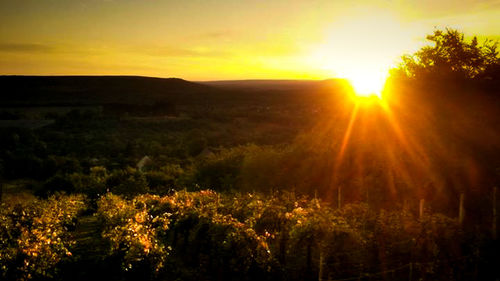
[[200, 79, 350, 91], [0, 76, 352, 109], [0, 76, 215, 106]]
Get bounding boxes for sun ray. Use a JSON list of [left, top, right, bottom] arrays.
[[336, 102, 360, 165]]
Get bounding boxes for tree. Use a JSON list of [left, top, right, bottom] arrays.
[[393, 28, 500, 80]]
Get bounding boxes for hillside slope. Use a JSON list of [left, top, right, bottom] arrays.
[[0, 76, 215, 105]]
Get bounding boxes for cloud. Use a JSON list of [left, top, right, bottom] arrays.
[[199, 30, 234, 39], [0, 43, 55, 53], [140, 46, 232, 58], [0, 42, 231, 59]]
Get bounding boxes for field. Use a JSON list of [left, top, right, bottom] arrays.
[[0, 75, 499, 281]]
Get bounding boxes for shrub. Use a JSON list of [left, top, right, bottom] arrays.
[[0, 194, 86, 280]]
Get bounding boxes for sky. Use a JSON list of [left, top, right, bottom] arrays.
[[1, 0, 499, 82]]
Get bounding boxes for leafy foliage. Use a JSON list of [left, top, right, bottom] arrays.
[[0, 194, 86, 280], [91, 191, 478, 281], [394, 28, 500, 80]]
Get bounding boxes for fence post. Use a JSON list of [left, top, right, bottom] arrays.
[[459, 193, 465, 226], [419, 199, 424, 220], [338, 186, 342, 209], [493, 187, 497, 240], [408, 263, 413, 281], [318, 248, 324, 281]]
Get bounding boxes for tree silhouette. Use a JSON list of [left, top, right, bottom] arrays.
[[393, 28, 499, 80]]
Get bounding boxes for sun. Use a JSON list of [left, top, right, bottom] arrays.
[[347, 72, 386, 99], [305, 9, 412, 100], [340, 65, 388, 99]]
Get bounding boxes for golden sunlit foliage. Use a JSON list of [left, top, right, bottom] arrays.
[[0, 194, 86, 280], [92, 191, 473, 281]]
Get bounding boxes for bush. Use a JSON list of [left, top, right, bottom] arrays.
[[70, 166, 108, 199], [0, 194, 86, 280], [144, 164, 185, 193], [192, 148, 246, 191], [106, 167, 149, 197], [36, 174, 75, 198]]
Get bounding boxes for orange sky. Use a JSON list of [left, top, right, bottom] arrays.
[[1, 0, 499, 81]]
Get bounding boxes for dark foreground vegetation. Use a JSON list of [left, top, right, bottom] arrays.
[[0, 29, 499, 280], [2, 191, 496, 281]]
